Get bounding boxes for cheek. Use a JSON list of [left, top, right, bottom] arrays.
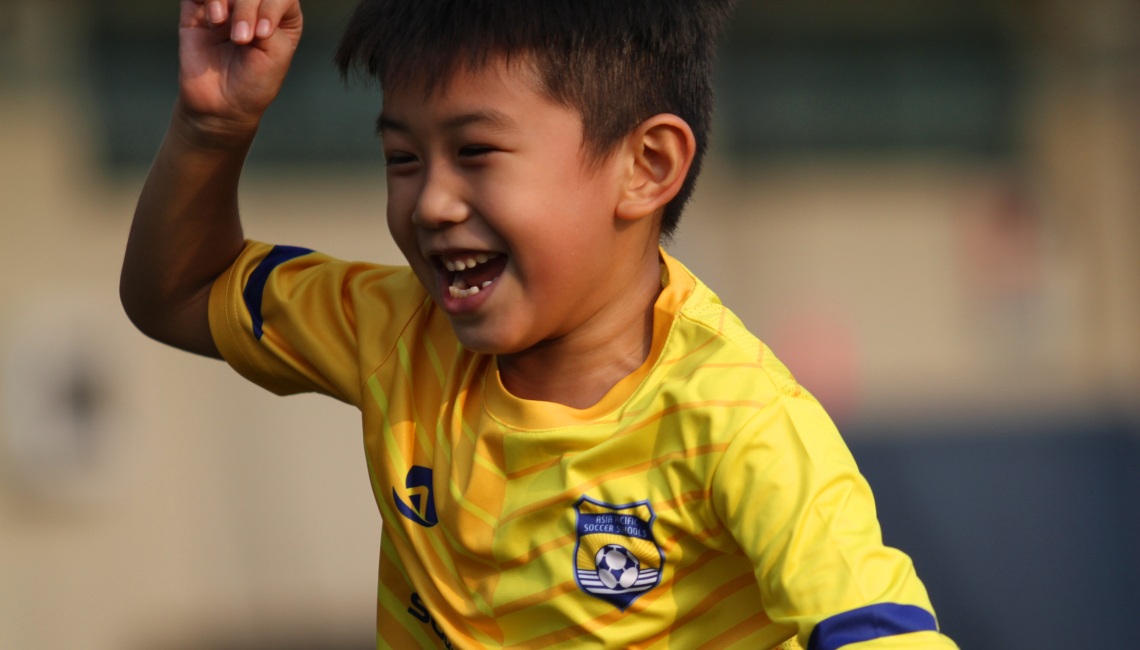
[[385, 181, 416, 242], [501, 183, 615, 289], [488, 157, 610, 229], [385, 188, 433, 284]]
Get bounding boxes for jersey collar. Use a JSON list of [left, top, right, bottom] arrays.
[[482, 248, 696, 431]]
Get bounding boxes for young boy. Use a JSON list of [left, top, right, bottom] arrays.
[[120, 1, 959, 648]]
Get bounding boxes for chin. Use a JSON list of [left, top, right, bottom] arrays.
[[451, 321, 519, 351], [450, 323, 527, 356]]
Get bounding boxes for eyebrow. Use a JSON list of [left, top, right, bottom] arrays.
[[376, 109, 517, 135]]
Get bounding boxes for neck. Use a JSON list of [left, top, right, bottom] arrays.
[[497, 248, 663, 410]]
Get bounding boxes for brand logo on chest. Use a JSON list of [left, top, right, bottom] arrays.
[[573, 496, 663, 610], [394, 466, 438, 527]]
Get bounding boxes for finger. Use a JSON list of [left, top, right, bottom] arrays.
[[205, 0, 229, 26], [254, 0, 302, 40], [230, 0, 262, 44]]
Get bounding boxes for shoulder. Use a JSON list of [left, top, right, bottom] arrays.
[[663, 260, 815, 408], [232, 242, 425, 302], [343, 261, 430, 306], [235, 244, 445, 371], [253, 249, 432, 332]]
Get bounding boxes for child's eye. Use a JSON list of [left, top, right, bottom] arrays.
[[385, 152, 418, 167], [458, 145, 495, 159]]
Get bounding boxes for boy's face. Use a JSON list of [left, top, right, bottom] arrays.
[[380, 59, 639, 354]]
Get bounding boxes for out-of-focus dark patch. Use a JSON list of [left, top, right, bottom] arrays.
[[715, 9, 1019, 160], [847, 415, 1140, 650], [88, 3, 384, 170]]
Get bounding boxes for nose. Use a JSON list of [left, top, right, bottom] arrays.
[[412, 163, 468, 229]]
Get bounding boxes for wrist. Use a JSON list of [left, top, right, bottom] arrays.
[[171, 98, 261, 152]]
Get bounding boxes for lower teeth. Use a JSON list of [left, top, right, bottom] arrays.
[[450, 278, 496, 299]]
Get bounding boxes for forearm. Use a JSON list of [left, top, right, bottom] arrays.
[[120, 101, 254, 357]]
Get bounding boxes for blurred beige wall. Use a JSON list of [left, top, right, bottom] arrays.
[[0, 1, 1138, 649], [675, 0, 1140, 425], [0, 87, 390, 649]]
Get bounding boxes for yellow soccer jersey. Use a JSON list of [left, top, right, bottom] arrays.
[[209, 241, 958, 650]]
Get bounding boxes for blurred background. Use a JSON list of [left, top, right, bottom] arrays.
[[0, 0, 1137, 648]]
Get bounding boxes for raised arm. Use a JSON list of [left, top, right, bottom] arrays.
[[120, 0, 303, 357]]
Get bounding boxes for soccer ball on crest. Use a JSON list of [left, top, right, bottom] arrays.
[[595, 544, 640, 590]]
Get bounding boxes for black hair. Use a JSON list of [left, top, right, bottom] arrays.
[[336, 0, 735, 238]]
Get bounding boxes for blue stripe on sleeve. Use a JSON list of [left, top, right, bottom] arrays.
[[807, 603, 939, 650], [242, 245, 314, 340]]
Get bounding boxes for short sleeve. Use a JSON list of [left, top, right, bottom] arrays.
[[208, 240, 429, 407], [712, 394, 959, 650]]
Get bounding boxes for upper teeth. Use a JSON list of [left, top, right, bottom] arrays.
[[444, 252, 499, 273]]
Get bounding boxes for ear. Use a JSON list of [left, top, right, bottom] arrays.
[[615, 114, 697, 222]]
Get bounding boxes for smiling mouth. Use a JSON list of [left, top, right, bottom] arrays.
[[437, 251, 509, 299]]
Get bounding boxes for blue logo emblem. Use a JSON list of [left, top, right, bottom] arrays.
[[394, 466, 438, 527], [573, 496, 663, 610]]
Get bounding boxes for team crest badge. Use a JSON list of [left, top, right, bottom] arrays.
[[573, 496, 663, 610]]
